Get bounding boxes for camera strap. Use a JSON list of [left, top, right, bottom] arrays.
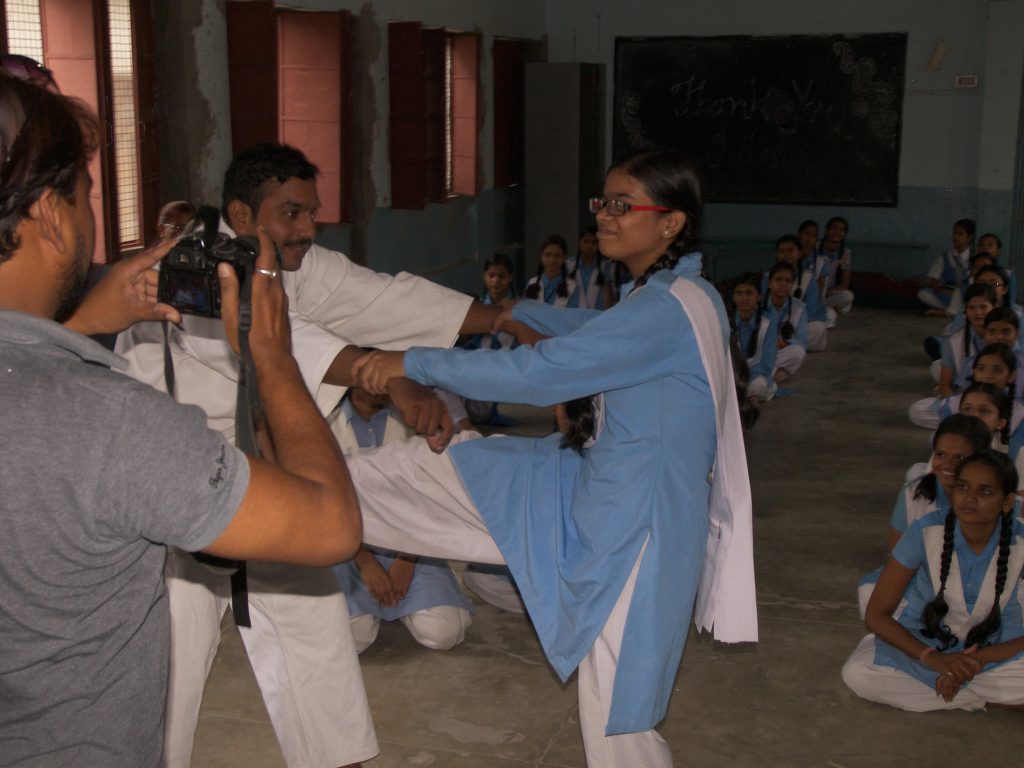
[[160, 293, 259, 629]]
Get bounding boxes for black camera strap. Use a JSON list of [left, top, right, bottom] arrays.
[[161, 277, 261, 629]]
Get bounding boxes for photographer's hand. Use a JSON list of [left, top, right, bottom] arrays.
[[219, 228, 290, 358], [63, 239, 181, 335]]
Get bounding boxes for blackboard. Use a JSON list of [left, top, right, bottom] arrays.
[[613, 34, 907, 206]]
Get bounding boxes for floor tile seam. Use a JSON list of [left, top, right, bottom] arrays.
[[757, 613, 863, 628]]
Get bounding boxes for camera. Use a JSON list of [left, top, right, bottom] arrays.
[[157, 205, 265, 318]]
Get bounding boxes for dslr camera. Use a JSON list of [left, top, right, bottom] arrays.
[[157, 205, 265, 318]]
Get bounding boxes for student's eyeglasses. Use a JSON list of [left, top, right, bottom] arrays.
[[588, 197, 673, 217]]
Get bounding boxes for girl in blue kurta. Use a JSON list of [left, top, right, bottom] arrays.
[[347, 149, 756, 767], [524, 234, 579, 308], [844, 450, 1024, 711]]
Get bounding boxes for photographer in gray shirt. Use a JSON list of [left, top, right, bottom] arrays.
[[0, 73, 360, 767]]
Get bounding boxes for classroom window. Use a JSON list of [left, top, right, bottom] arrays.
[[3, 0, 43, 60], [1, 0, 158, 259], [107, 0, 141, 247], [388, 22, 478, 209]]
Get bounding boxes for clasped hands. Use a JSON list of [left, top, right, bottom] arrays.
[[925, 645, 987, 702]]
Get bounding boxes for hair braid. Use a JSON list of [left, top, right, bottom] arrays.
[[963, 512, 1014, 648], [921, 509, 959, 650], [628, 247, 683, 294]]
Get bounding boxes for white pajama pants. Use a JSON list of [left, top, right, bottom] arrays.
[[908, 397, 940, 430], [346, 433, 674, 767], [842, 634, 1024, 712], [350, 605, 473, 653], [774, 344, 806, 378], [807, 321, 828, 352], [826, 289, 854, 314], [162, 550, 378, 768]]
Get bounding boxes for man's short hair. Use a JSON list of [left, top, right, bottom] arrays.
[[220, 143, 319, 222], [0, 74, 96, 264]]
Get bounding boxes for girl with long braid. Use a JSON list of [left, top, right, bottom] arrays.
[[345, 149, 755, 766], [524, 234, 579, 307], [844, 450, 1024, 711]]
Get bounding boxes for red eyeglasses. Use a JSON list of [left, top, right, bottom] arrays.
[[588, 197, 673, 217]]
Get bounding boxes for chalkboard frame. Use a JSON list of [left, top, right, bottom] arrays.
[[613, 33, 908, 207]]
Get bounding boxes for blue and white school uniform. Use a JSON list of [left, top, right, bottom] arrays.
[[843, 512, 1024, 711], [764, 295, 808, 377], [525, 273, 580, 308], [567, 255, 608, 310], [330, 400, 472, 652], [857, 475, 950, 617], [930, 325, 984, 385], [953, 348, 1024, 398], [795, 256, 829, 351], [343, 255, 755, 766], [821, 246, 854, 320], [918, 246, 971, 313], [462, 292, 519, 424], [735, 308, 777, 402]]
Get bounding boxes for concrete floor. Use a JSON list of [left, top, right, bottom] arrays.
[[190, 306, 1023, 767]]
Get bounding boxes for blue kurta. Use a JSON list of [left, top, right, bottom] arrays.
[[403, 259, 725, 734], [875, 512, 1024, 690]]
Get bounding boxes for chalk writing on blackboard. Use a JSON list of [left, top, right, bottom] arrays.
[[613, 34, 907, 206]]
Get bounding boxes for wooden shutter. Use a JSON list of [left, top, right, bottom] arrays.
[[422, 27, 445, 202], [389, 21, 426, 209], [450, 32, 478, 196], [278, 10, 350, 223], [226, 0, 277, 153], [492, 38, 525, 188]]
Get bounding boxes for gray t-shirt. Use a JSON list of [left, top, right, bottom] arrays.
[[0, 310, 249, 767]]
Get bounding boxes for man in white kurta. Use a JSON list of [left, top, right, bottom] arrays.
[[116, 143, 487, 768]]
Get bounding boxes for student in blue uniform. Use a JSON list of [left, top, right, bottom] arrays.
[[329, 388, 473, 652], [567, 226, 613, 310], [918, 218, 975, 315], [762, 260, 809, 384], [524, 234, 579, 308], [935, 283, 997, 394], [345, 149, 756, 768], [844, 450, 1024, 712], [731, 273, 777, 402], [819, 216, 854, 324], [857, 415, 992, 616], [772, 234, 827, 351]]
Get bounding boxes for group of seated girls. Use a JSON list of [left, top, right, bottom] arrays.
[[907, 224, 1024, 484], [917, 220, 1013, 321], [731, 217, 854, 403], [842, 413, 1024, 712]]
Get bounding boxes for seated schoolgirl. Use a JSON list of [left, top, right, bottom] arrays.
[[977, 232, 1016, 299], [956, 382, 1024, 495], [942, 264, 1021, 337], [773, 234, 827, 351], [866, 414, 992, 615], [930, 283, 997, 392], [566, 226, 613, 310], [329, 387, 473, 652], [844, 450, 1024, 712], [524, 234, 579, 308], [763, 261, 808, 383], [798, 219, 830, 304], [917, 218, 975, 315], [912, 339, 1013, 430], [462, 253, 520, 425], [731, 273, 778, 403], [954, 311, 1024, 395], [819, 216, 854, 325]]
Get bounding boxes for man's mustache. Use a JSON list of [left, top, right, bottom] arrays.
[[283, 238, 312, 249]]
